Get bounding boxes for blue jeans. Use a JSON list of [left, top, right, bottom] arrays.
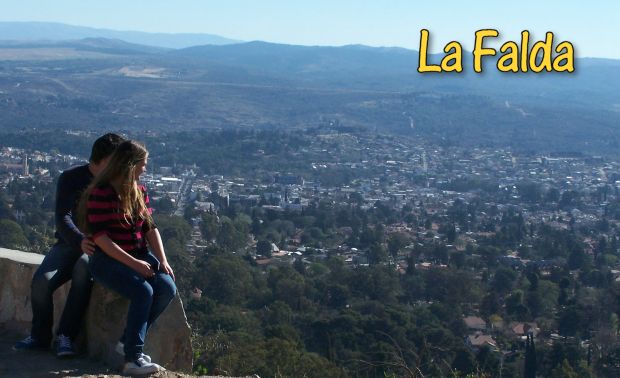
[[89, 250, 176, 361], [31, 243, 93, 345]]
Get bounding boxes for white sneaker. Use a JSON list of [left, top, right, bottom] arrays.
[[115, 341, 152, 363], [122, 357, 162, 375]]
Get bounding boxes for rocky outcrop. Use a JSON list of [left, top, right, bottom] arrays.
[[86, 284, 193, 372], [0, 248, 60, 330], [0, 247, 193, 373]]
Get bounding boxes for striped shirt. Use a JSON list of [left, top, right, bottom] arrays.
[[87, 184, 156, 255]]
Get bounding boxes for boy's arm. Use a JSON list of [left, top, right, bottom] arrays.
[[55, 171, 85, 252]]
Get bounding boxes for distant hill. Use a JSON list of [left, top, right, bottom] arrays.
[[0, 21, 240, 48], [0, 36, 618, 156], [0, 37, 169, 55], [173, 41, 620, 112]]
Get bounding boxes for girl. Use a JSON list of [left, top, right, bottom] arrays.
[[79, 140, 176, 375]]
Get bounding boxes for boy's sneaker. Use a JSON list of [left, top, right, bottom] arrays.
[[122, 357, 162, 375], [115, 341, 152, 363], [13, 335, 47, 351], [55, 334, 77, 358]]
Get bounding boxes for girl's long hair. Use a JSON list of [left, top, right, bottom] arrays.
[[78, 140, 153, 234]]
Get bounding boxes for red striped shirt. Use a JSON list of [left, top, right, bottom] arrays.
[[87, 184, 156, 255]]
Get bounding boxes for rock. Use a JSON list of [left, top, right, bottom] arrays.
[[0, 248, 69, 333], [85, 284, 193, 372], [0, 247, 193, 374]]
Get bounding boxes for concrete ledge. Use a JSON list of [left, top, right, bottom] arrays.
[[0, 247, 193, 373]]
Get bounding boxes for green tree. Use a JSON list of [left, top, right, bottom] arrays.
[[153, 196, 175, 214], [218, 216, 247, 251], [155, 215, 192, 244], [491, 267, 517, 294], [550, 359, 578, 378], [195, 255, 254, 306], [368, 243, 388, 265], [387, 232, 409, 258], [524, 334, 537, 378], [0, 219, 29, 249], [256, 240, 272, 257], [200, 213, 219, 241]]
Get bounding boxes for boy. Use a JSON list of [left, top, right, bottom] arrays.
[[13, 133, 124, 357]]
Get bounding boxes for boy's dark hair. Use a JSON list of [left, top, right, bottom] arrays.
[[89, 133, 125, 164]]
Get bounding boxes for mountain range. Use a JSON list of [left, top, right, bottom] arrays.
[[0, 21, 239, 48], [0, 22, 618, 155]]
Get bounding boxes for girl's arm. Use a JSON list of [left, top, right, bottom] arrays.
[[94, 234, 155, 278], [146, 228, 175, 280]]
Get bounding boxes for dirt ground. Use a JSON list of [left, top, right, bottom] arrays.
[[1, 328, 114, 377], [0, 329, 245, 378]]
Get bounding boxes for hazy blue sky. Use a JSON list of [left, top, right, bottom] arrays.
[[1, 0, 618, 58]]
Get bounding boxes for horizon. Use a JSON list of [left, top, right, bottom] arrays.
[[1, 20, 619, 63], [0, 1, 618, 59]]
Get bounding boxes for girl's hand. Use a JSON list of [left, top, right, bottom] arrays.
[[133, 259, 155, 278], [161, 260, 175, 281]]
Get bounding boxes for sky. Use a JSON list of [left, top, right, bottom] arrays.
[[1, 0, 618, 59]]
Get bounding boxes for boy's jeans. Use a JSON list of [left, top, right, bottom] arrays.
[[31, 243, 92, 345]]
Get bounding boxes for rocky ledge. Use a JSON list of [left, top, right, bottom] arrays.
[[0, 247, 193, 376]]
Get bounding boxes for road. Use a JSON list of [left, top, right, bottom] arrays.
[[173, 173, 196, 217]]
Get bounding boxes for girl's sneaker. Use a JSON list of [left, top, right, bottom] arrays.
[[122, 357, 162, 375], [115, 341, 152, 363]]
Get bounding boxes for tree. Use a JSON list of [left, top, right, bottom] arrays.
[[559, 190, 581, 209], [368, 243, 388, 265], [195, 255, 254, 306], [524, 334, 537, 378], [0, 194, 14, 220], [438, 223, 456, 243], [527, 280, 558, 318], [452, 347, 476, 375], [0, 219, 29, 249], [480, 292, 500, 317], [550, 359, 578, 378], [200, 213, 219, 241], [154, 196, 175, 214], [450, 251, 466, 269], [164, 237, 194, 294], [217, 216, 247, 251], [431, 243, 449, 264], [234, 214, 252, 236], [293, 257, 305, 276], [155, 215, 192, 245], [506, 290, 529, 319], [526, 270, 539, 291], [491, 267, 517, 294], [387, 232, 409, 258], [568, 248, 591, 271], [546, 187, 561, 203], [558, 305, 589, 337], [256, 240, 272, 257], [476, 345, 500, 374]]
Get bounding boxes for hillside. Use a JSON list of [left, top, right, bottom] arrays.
[[0, 21, 240, 48], [0, 34, 618, 155]]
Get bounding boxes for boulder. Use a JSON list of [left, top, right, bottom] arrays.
[[0, 248, 67, 331], [0, 247, 193, 373], [86, 283, 193, 372]]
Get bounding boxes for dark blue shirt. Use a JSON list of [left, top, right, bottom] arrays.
[[54, 164, 93, 251]]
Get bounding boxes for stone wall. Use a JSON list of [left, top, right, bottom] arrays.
[[0, 247, 193, 373]]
